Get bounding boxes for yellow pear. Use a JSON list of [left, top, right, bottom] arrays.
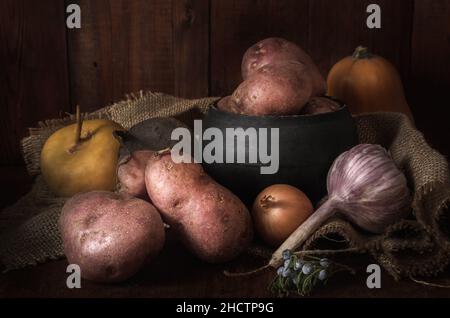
[[41, 106, 125, 197]]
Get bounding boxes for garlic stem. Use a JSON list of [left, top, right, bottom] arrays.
[[269, 198, 337, 268]]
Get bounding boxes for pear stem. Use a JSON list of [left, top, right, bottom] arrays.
[[68, 105, 87, 154], [74, 105, 83, 145]]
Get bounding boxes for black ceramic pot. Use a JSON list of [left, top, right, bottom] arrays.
[[201, 97, 358, 206]]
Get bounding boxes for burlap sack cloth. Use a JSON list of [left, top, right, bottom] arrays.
[[1, 91, 449, 280]]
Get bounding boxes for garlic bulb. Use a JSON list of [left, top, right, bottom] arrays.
[[269, 144, 411, 267], [327, 143, 411, 232]]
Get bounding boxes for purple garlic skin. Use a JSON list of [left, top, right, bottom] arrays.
[[327, 143, 411, 233], [270, 143, 411, 268]]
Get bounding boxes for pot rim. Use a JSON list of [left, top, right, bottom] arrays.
[[210, 95, 348, 120]]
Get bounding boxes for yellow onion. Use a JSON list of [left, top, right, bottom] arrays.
[[252, 184, 313, 247], [269, 144, 412, 267]]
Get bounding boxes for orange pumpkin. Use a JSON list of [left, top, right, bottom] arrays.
[[327, 46, 414, 122]]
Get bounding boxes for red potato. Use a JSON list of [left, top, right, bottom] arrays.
[[301, 97, 341, 115], [231, 61, 313, 116], [242, 37, 326, 96], [145, 152, 253, 263], [117, 150, 154, 199], [60, 191, 165, 283], [216, 95, 230, 111], [216, 96, 241, 114]]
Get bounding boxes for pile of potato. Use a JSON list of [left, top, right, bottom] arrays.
[[59, 118, 253, 283], [219, 37, 339, 116]]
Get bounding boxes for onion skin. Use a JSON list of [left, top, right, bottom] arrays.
[[252, 184, 313, 247], [270, 144, 411, 268]]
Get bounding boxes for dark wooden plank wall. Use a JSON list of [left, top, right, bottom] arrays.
[[410, 0, 450, 155], [1, 0, 449, 207], [67, 0, 209, 111], [0, 0, 70, 164], [0, 0, 70, 205]]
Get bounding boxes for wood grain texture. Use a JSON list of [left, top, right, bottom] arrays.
[[210, 0, 309, 96], [410, 0, 450, 156], [0, 0, 70, 164], [173, 0, 209, 98], [68, 0, 210, 111], [308, 0, 414, 82], [1, 247, 450, 297], [67, 0, 175, 111]]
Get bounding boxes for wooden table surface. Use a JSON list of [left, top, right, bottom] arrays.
[[1, 237, 450, 298]]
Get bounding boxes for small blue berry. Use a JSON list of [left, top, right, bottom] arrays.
[[277, 266, 284, 276], [318, 269, 327, 281], [282, 249, 292, 260], [284, 259, 291, 269], [302, 263, 312, 275], [282, 268, 291, 278], [292, 275, 301, 285], [294, 260, 303, 271], [320, 258, 330, 268]]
